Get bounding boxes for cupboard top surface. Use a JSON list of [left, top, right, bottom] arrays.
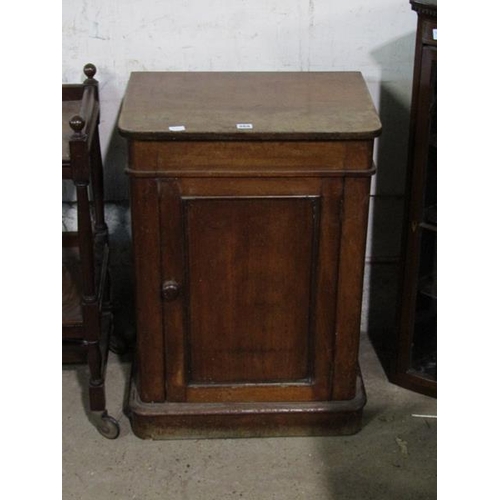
[[118, 72, 381, 141]]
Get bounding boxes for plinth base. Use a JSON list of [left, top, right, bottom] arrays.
[[128, 374, 367, 439]]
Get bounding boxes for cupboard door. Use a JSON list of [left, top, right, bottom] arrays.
[[393, 44, 437, 397], [159, 178, 343, 403]]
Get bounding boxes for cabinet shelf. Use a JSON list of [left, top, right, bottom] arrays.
[[419, 221, 436, 232]]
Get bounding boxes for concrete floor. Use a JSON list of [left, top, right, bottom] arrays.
[[62, 290, 437, 499]]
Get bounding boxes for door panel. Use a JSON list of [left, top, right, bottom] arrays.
[[159, 178, 343, 402], [186, 197, 316, 384]]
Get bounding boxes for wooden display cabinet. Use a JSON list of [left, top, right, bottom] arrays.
[[392, 0, 437, 397], [119, 72, 381, 438]]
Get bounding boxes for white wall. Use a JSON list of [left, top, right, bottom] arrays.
[[63, 0, 419, 258]]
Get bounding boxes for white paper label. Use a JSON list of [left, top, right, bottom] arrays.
[[169, 125, 186, 131], [432, 28, 437, 40], [236, 123, 253, 130]]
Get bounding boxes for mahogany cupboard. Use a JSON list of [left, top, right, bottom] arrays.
[[118, 72, 381, 438]]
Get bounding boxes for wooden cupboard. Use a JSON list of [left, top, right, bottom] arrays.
[[119, 72, 381, 438]]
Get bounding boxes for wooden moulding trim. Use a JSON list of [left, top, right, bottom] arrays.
[[128, 374, 366, 438], [130, 372, 366, 416], [411, 3, 436, 17], [118, 131, 382, 141], [125, 165, 377, 178]]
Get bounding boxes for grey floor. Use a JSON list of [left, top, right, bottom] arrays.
[[62, 262, 437, 500]]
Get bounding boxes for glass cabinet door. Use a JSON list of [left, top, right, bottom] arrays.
[[410, 46, 437, 381], [392, 39, 437, 397]]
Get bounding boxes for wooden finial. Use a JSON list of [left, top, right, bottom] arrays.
[[83, 63, 97, 81], [69, 115, 86, 133]]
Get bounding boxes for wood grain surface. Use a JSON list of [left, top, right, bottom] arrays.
[[119, 72, 381, 140]]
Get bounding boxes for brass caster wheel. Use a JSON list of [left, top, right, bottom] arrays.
[[97, 411, 120, 439]]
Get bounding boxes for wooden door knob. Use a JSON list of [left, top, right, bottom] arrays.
[[161, 280, 181, 301]]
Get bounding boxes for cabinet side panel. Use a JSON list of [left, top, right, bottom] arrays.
[[186, 197, 315, 384], [333, 177, 371, 400], [129, 177, 166, 402], [311, 179, 344, 399]]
